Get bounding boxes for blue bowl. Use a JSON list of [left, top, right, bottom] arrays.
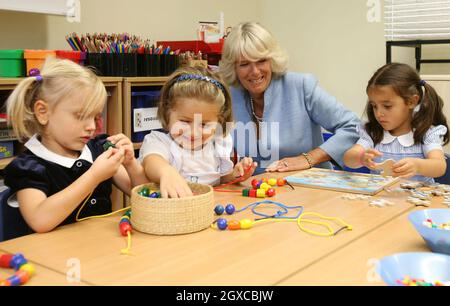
[[377, 252, 450, 286], [408, 209, 450, 255]]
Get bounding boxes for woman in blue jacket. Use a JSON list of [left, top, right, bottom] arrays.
[[220, 22, 360, 174]]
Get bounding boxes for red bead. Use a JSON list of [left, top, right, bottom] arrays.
[[0, 254, 13, 268], [119, 222, 132, 236], [249, 189, 257, 198], [266, 188, 276, 197], [251, 179, 259, 189], [277, 178, 287, 186]]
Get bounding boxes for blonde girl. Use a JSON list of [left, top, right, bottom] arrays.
[[4, 58, 147, 240]]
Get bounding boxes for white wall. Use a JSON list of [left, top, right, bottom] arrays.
[[1, 0, 449, 117], [44, 0, 261, 50], [260, 0, 450, 117], [0, 0, 261, 50]]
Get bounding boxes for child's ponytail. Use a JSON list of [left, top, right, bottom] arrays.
[[6, 76, 42, 142], [417, 82, 449, 145]]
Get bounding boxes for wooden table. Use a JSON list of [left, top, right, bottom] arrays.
[[0, 171, 446, 285]]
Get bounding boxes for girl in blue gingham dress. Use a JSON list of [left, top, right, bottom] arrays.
[[344, 63, 449, 183]]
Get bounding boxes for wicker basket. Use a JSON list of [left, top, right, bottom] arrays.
[[130, 182, 214, 235]]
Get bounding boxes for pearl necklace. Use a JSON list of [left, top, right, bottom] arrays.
[[250, 97, 263, 122]]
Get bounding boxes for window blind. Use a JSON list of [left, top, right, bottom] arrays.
[[385, 0, 450, 40]]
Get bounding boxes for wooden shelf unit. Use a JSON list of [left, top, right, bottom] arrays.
[[122, 77, 168, 147]]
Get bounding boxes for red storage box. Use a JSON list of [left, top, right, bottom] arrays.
[[56, 50, 86, 66], [157, 39, 224, 65]]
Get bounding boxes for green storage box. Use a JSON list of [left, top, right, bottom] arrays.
[[0, 50, 25, 77]]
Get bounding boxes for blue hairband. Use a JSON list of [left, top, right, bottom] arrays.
[[174, 74, 225, 93]]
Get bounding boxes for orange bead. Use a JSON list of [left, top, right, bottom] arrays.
[[0, 280, 11, 286], [261, 178, 268, 183], [277, 178, 287, 186], [228, 220, 241, 230], [15, 270, 30, 284]]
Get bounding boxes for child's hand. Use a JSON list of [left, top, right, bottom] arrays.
[[233, 157, 257, 180], [89, 147, 125, 183], [392, 158, 419, 179], [361, 149, 383, 169], [107, 134, 135, 167], [159, 166, 193, 198]]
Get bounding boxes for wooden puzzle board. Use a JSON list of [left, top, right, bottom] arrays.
[[285, 168, 400, 195]]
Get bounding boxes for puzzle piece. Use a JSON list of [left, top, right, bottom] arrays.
[[369, 199, 395, 207], [400, 181, 424, 190], [373, 159, 395, 177], [341, 194, 372, 201], [407, 197, 431, 207]]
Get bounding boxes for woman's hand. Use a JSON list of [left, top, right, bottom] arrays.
[[159, 166, 193, 198], [266, 156, 310, 172], [392, 158, 419, 179], [89, 147, 125, 184], [107, 134, 135, 167], [232, 157, 258, 180]]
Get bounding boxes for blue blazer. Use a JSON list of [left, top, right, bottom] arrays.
[[231, 72, 360, 174]]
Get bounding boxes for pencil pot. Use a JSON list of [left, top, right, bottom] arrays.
[[116, 53, 137, 77], [86, 53, 105, 76], [130, 182, 214, 235], [131, 91, 162, 142], [24, 50, 56, 76], [0, 50, 25, 77], [161, 54, 180, 76], [104, 53, 116, 76], [137, 54, 161, 76]]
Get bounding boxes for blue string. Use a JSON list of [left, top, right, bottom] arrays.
[[235, 200, 303, 220]]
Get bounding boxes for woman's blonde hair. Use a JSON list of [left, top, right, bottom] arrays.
[[7, 57, 107, 142], [220, 22, 288, 87], [158, 66, 233, 136]]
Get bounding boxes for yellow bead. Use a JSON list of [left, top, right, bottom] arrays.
[[240, 219, 253, 229], [268, 178, 277, 186], [257, 189, 266, 198], [19, 263, 35, 276], [260, 183, 270, 191]]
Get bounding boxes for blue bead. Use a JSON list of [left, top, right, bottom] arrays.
[[225, 204, 235, 215], [7, 275, 21, 286], [120, 218, 130, 224], [11, 254, 26, 270], [214, 205, 225, 215], [149, 192, 159, 198], [217, 218, 228, 230]]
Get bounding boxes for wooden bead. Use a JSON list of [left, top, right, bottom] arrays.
[[19, 263, 35, 277], [251, 179, 259, 189], [268, 178, 277, 186], [266, 188, 276, 197], [228, 220, 241, 230], [240, 219, 253, 229], [119, 222, 132, 236], [257, 189, 266, 198], [260, 183, 270, 191], [277, 178, 287, 186]]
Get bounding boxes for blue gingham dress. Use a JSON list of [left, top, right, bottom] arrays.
[[357, 124, 447, 183]]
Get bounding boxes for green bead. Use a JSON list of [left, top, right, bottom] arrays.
[[103, 141, 116, 151]]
